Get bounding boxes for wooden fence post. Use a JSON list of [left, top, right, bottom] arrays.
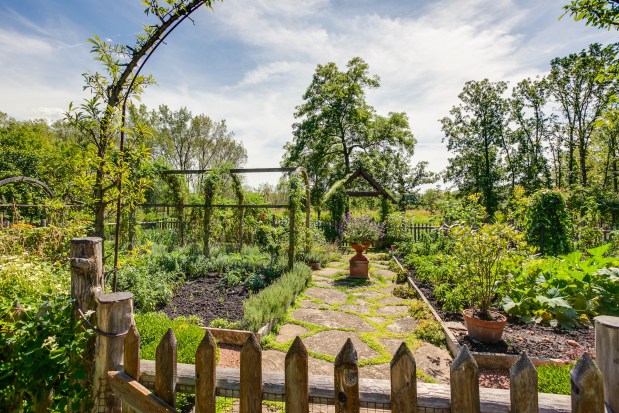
[[334, 338, 360, 413], [70, 237, 104, 411], [510, 352, 538, 413], [571, 352, 605, 413], [450, 345, 480, 413], [288, 206, 295, 270], [240, 334, 262, 413], [285, 336, 309, 413], [93, 292, 134, 413], [122, 324, 140, 413], [155, 328, 178, 408], [390, 342, 417, 413], [595, 315, 619, 413], [195, 330, 217, 413]]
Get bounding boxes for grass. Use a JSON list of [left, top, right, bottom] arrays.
[[537, 363, 573, 395]]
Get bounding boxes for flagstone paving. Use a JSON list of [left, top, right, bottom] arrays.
[[262, 252, 453, 383]]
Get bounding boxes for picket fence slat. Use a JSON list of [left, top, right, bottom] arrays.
[[109, 371, 175, 413], [570, 353, 605, 413], [509, 352, 538, 413], [240, 335, 262, 413], [155, 328, 177, 408], [450, 345, 480, 413], [390, 342, 417, 413], [285, 336, 309, 413], [334, 338, 360, 413], [122, 324, 141, 413], [195, 330, 217, 413]]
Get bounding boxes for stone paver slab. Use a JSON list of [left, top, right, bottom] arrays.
[[262, 350, 334, 376], [414, 343, 452, 384], [338, 304, 370, 315], [353, 291, 385, 300], [316, 267, 345, 277], [379, 338, 408, 355], [304, 287, 348, 305], [291, 308, 376, 332], [359, 363, 390, 380], [376, 305, 410, 317], [276, 324, 308, 343], [298, 300, 323, 309], [367, 316, 387, 325], [377, 296, 407, 305], [303, 330, 380, 361], [385, 317, 419, 333]]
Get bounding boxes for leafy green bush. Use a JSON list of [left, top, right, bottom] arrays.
[[242, 263, 312, 331], [537, 363, 572, 394], [393, 285, 416, 299], [134, 312, 218, 364], [502, 244, 619, 326], [414, 319, 445, 346], [526, 189, 572, 256], [0, 255, 70, 300], [0, 295, 92, 412], [409, 299, 433, 320]]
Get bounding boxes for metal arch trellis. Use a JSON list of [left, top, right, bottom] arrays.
[[138, 167, 311, 269]]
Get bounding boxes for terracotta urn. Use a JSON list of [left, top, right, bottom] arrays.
[[349, 242, 370, 279]]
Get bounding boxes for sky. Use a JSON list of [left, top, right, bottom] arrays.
[[0, 0, 617, 188]]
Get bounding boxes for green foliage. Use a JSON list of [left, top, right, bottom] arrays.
[[414, 319, 445, 347], [208, 318, 241, 329], [0, 255, 70, 301], [526, 189, 572, 256], [409, 299, 433, 320], [563, 0, 619, 31], [502, 244, 619, 326], [392, 285, 416, 299], [537, 363, 573, 394], [452, 223, 527, 317], [242, 263, 312, 331], [134, 312, 218, 365], [0, 296, 93, 411]]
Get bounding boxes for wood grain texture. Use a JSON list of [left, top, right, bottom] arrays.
[[450, 345, 480, 413], [390, 342, 417, 413], [285, 336, 309, 413], [108, 371, 175, 413], [122, 323, 140, 413], [594, 315, 619, 413], [334, 338, 360, 413], [510, 352, 538, 413], [240, 334, 262, 413], [137, 360, 571, 412], [195, 330, 217, 413], [570, 352, 604, 413], [94, 292, 134, 413], [155, 328, 177, 408]]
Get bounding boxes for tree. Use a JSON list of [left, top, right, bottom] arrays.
[[441, 79, 509, 217], [547, 43, 618, 187], [563, 0, 619, 30], [282, 57, 416, 204], [66, 0, 217, 237]]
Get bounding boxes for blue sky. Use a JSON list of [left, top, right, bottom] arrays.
[[0, 0, 617, 188]]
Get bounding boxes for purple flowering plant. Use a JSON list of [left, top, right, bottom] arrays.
[[342, 214, 384, 245]]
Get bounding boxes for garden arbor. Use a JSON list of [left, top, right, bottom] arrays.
[[0, 176, 57, 225], [140, 167, 311, 269]]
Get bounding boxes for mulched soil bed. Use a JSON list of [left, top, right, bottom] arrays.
[[407, 265, 594, 361], [161, 275, 249, 325]]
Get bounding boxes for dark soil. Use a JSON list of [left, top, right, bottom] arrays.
[[161, 275, 249, 326], [405, 262, 595, 361]]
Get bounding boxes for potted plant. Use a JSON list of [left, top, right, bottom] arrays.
[[304, 250, 323, 270], [452, 223, 526, 342], [342, 215, 383, 278]]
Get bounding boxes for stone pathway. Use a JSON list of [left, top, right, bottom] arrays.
[[262, 252, 451, 383]]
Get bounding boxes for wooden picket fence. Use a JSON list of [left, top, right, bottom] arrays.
[[106, 324, 609, 413]]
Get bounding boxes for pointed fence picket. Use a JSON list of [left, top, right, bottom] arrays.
[[106, 318, 611, 413]]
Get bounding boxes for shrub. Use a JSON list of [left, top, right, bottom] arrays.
[[526, 189, 572, 256], [342, 215, 384, 245], [0, 255, 70, 300], [134, 312, 217, 364], [393, 285, 416, 299], [0, 295, 92, 411], [414, 319, 445, 346], [409, 299, 433, 320], [242, 263, 312, 331]]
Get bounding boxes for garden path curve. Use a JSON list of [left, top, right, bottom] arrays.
[[261, 252, 451, 383]]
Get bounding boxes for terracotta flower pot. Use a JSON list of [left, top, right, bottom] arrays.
[[350, 243, 370, 261], [462, 308, 507, 343]]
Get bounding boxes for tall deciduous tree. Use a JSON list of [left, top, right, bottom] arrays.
[[282, 57, 417, 203], [441, 79, 508, 217], [563, 0, 619, 30]]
